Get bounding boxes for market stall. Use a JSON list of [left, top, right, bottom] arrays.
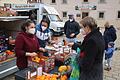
[[15, 41, 77, 80], [0, 7, 29, 78]]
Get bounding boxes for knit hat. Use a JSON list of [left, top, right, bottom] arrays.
[[108, 42, 115, 47]]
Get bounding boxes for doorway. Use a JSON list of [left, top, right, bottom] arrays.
[[82, 12, 89, 19]]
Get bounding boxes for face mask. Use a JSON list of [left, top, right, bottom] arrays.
[[80, 28, 86, 35], [28, 28, 35, 34], [42, 26, 47, 31], [69, 19, 73, 22]]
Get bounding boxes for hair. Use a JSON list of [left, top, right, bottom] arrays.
[[41, 16, 50, 27], [104, 21, 109, 27], [80, 16, 97, 31], [21, 19, 34, 32]]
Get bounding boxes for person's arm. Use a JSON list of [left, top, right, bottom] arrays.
[[15, 35, 26, 58], [105, 48, 113, 55], [110, 28, 117, 42], [64, 22, 67, 35], [74, 22, 80, 36], [72, 42, 81, 50], [80, 39, 97, 71], [48, 30, 52, 42]]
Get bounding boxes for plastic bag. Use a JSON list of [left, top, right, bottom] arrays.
[[70, 48, 80, 80]]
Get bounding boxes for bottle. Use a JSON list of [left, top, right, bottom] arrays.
[[37, 67, 42, 76], [63, 38, 67, 46], [27, 71, 31, 80]]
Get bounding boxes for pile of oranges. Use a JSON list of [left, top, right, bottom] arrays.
[[32, 56, 47, 63], [58, 65, 71, 73], [36, 74, 67, 80], [5, 50, 14, 55]]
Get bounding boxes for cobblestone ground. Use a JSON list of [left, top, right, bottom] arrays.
[[2, 28, 120, 80]]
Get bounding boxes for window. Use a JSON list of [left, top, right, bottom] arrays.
[[4, 3, 11, 8], [99, 12, 104, 18], [63, 12, 67, 17], [63, 0, 67, 4], [82, 12, 89, 19], [52, 0, 56, 3], [76, 14, 81, 17], [49, 15, 62, 21], [118, 11, 120, 18], [99, 0, 105, 3], [83, 0, 88, 2]]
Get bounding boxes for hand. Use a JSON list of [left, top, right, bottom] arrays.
[[26, 52, 38, 57], [70, 33, 75, 37], [39, 47, 46, 52], [68, 42, 74, 47]]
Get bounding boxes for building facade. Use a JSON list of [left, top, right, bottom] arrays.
[[27, 0, 120, 28], [0, 0, 27, 7]]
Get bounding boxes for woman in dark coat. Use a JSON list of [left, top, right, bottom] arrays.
[[70, 17, 105, 80]]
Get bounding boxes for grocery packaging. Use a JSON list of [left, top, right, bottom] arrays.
[[28, 55, 55, 73]]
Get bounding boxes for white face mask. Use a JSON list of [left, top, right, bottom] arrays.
[[28, 28, 35, 34], [69, 19, 73, 22], [42, 26, 47, 31], [80, 28, 86, 35]]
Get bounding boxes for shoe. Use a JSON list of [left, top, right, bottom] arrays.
[[104, 67, 111, 71]]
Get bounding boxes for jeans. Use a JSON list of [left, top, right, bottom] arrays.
[[104, 58, 112, 68]]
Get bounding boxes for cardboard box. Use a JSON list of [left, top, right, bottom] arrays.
[[28, 55, 55, 73]]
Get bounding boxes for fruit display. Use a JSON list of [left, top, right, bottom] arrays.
[[0, 7, 16, 17], [35, 73, 67, 80], [36, 74, 59, 80], [5, 50, 15, 59], [58, 65, 72, 74], [0, 50, 15, 62], [0, 32, 8, 53], [0, 52, 7, 62], [28, 55, 55, 72], [55, 52, 71, 63]]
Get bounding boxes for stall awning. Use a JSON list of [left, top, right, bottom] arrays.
[[0, 16, 29, 21], [14, 8, 38, 12]]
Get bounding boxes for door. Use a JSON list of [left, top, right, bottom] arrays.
[[82, 12, 89, 19]]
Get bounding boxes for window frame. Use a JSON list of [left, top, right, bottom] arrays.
[[62, 0, 67, 4], [83, 0, 88, 2], [98, 0, 106, 4], [76, 14, 81, 17], [117, 11, 120, 18], [98, 11, 105, 19], [51, 0, 56, 3], [62, 11, 67, 18]]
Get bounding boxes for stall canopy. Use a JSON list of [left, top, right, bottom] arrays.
[[0, 16, 29, 21]]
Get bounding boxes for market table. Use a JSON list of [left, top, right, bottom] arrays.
[[15, 45, 76, 80], [15, 66, 59, 80]]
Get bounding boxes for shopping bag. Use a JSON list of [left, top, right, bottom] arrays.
[[69, 65, 80, 80], [70, 47, 80, 80]]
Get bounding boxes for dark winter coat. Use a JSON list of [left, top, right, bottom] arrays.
[[74, 28, 105, 80], [104, 26, 117, 50], [64, 20, 80, 38]]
